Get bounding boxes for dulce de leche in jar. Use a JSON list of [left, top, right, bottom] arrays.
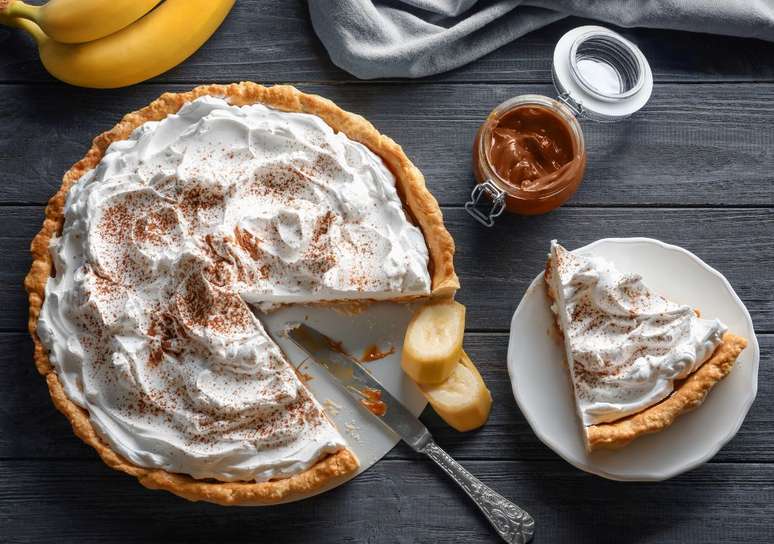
[[465, 26, 653, 226], [472, 95, 586, 217]]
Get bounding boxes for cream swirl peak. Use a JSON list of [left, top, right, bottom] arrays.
[[37, 96, 432, 481], [546, 241, 726, 426]]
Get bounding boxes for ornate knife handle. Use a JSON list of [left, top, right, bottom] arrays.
[[420, 440, 535, 543]]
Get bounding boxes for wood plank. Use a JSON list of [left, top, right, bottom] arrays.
[[2, 332, 770, 463], [0, 459, 772, 543], [1, 206, 772, 332], [1, 82, 773, 206], [444, 207, 774, 332], [0, 206, 43, 331], [2, 2, 772, 540], [3, 2, 774, 84]]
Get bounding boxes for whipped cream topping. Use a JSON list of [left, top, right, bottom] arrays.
[[546, 241, 726, 426], [38, 96, 431, 481]]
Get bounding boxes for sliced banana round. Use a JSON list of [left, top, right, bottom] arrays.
[[420, 351, 492, 432], [401, 300, 465, 385]]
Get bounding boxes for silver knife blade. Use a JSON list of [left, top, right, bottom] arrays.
[[286, 323, 431, 451], [287, 323, 536, 543]]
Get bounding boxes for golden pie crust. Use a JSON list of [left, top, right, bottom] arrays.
[[544, 264, 747, 452], [25, 82, 459, 505], [586, 332, 747, 451]]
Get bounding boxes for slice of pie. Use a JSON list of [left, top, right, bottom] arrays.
[[545, 241, 747, 451], [25, 83, 459, 505]]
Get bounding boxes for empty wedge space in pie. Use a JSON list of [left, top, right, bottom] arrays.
[[544, 241, 747, 451], [26, 83, 460, 505]]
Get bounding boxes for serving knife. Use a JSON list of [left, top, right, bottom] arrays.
[[287, 324, 535, 544]]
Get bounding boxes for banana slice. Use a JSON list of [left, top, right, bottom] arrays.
[[401, 300, 465, 384], [420, 351, 492, 432]]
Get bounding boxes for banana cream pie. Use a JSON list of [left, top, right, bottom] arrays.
[[545, 241, 746, 451], [26, 83, 458, 504]]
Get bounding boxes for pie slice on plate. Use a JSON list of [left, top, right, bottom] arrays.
[[26, 83, 459, 505], [544, 241, 747, 452]]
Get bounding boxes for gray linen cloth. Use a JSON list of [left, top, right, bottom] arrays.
[[309, 0, 774, 79]]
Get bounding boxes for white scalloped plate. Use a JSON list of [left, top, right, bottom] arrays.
[[507, 238, 759, 481]]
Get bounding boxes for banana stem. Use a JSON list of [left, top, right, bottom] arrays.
[[3, 1, 41, 22], [0, 12, 46, 45]]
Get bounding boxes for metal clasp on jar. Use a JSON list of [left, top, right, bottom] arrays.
[[464, 180, 506, 227]]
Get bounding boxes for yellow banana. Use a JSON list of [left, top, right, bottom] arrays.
[[2, 0, 235, 89], [2, 0, 162, 43]]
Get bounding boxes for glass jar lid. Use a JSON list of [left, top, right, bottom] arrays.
[[552, 26, 653, 122]]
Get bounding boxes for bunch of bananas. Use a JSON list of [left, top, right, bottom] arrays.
[[0, 0, 235, 88]]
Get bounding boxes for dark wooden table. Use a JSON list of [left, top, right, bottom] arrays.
[[2, 2, 773, 542]]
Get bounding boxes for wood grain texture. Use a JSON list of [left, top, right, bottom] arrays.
[[1, 331, 768, 463], [3, 2, 774, 84], [0, 206, 43, 331], [0, 82, 772, 206], [1, 1, 773, 542], [0, 459, 772, 544], [443, 207, 774, 332], [3, 206, 771, 332]]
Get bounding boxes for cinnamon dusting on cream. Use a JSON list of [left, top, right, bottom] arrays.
[[37, 97, 431, 482]]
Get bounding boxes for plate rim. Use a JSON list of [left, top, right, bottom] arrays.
[[507, 237, 760, 481]]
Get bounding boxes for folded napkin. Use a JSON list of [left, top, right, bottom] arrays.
[[309, 0, 774, 79]]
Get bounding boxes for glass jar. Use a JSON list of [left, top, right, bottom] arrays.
[[465, 26, 653, 227], [471, 95, 586, 219]]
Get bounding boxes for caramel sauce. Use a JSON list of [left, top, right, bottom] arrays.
[[360, 344, 396, 363], [326, 337, 348, 355], [360, 387, 387, 417], [488, 106, 575, 191], [297, 330, 391, 409], [473, 102, 586, 215], [293, 361, 313, 383]]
